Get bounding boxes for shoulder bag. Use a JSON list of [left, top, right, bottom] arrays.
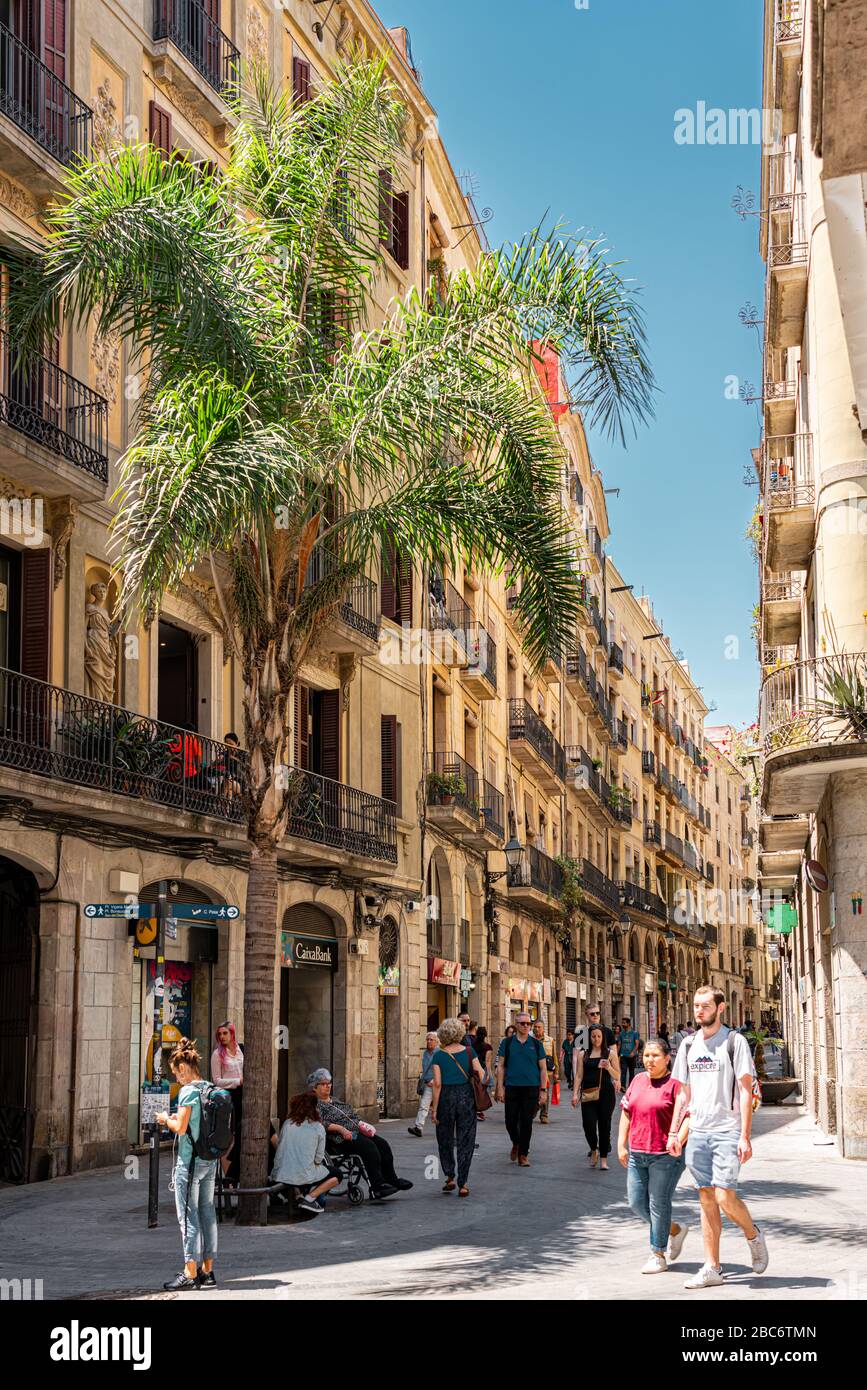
[[453, 1047, 492, 1111], [580, 1052, 602, 1104]]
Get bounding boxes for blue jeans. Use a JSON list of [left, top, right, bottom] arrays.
[[174, 1158, 218, 1265], [627, 1151, 686, 1252]]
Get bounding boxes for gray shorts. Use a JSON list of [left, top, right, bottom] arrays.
[[687, 1129, 741, 1190]]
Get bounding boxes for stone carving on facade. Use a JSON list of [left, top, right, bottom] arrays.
[[339, 653, 358, 710], [411, 118, 426, 164], [92, 330, 121, 407], [48, 498, 79, 590], [0, 174, 37, 222], [84, 581, 120, 703], [335, 5, 353, 56], [93, 78, 123, 152], [246, 3, 268, 69], [153, 78, 210, 139]]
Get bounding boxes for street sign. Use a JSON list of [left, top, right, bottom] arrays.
[[805, 860, 829, 893], [167, 903, 239, 920], [135, 917, 157, 947], [85, 903, 156, 919]]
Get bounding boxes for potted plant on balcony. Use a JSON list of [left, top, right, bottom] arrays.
[[817, 651, 867, 742], [554, 854, 584, 929], [591, 756, 602, 771], [427, 770, 466, 805]]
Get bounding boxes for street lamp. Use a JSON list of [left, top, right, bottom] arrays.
[[504, 835, 523, 874]]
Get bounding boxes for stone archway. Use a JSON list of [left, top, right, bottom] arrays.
[[510, 925, 524, 964], [426, 847, 455, 959]]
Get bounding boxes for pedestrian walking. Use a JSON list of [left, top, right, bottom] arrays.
[[533, 1019, 557, 1122], [430, 1018, 486, 1197], [211, 1020, 244, 1186], [618, 1016, 640, 1089], [575, 1004, 616, 1054], [618, 1037, 690, 1273], [560, 1029, 576, 1090], [408, 1031, 439, 1137], [473, 1026, 493, 1118], [155, 1037, 223, 1291], [495, 1011, 547, 1166], [572, 1025, 620, 1169], [670, 986, 768, 1289], [458, 1012, 472, 1044], [271, 1092, 340, 1215]]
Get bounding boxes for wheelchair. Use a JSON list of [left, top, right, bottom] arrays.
[[325, 1149, 374, 1204]]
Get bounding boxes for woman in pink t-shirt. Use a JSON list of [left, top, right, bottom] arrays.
[[618, 1037, 690, 1274]]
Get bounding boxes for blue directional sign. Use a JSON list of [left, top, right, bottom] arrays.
[[85, 903, 156, 919], [167, 903, 240, 921]]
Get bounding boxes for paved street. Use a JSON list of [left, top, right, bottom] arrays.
[[2, 1100, 864, 1301]]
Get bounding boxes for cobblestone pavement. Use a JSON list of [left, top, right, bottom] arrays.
[[1, 1102, 864, 1301]]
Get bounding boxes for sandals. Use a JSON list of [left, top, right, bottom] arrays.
[[589, 1150, 599, 1168], [459, 1186, 470, 1198], [442, 1178, 456, 1192]]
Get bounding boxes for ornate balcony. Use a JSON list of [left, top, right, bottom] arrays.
[[0, 22, 92, 188], [644, 819, 662, 849], [760, 653, 867, 814], [508, 698, 565, 794], [761, 434, 814, 573], [565, 747, 615, 827], [773, 0, 803, 137], [763, 378, 797, 436], [660, 829, 684, 866], [581, 858, 620, 920], [152, 0, 240, 130], [608, 642, 624, 679], [619, 880, 667, 923], [565, 646, 594, 713], [507, 844, 563, 914], [429, 573, 472, 667], [426, 751, 503, 849], [642, 749, 656, 778], [762, 571, 802, 647], [461, 622, 497, 700], [0, 328, 108, 492]]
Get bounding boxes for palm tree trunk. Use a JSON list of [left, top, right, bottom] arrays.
[[236, 840, 279, 1225]]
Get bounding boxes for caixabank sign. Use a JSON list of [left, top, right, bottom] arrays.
[[280, 933, 338, 970]]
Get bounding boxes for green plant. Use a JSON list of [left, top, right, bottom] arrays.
[[18, 54, 653, 1219], [745, 500, 763, 562], [816, 652, 867, 741], [427, 770, 467, 800], [555, 854, 584, 925]]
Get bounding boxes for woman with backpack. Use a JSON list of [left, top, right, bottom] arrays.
[[430, 1017, 487, 1197], [155, 1037, 222, 1291]]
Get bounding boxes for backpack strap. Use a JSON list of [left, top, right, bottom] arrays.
[[726, 1031, 737, 1109]]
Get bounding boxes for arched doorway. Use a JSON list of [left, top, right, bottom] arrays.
[[278, 904, 339, 1117], [377, 914, 401, 1117], [0, 857, 40, 1183]]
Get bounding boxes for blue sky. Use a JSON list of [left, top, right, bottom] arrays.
[[377, 0, 765, 726]]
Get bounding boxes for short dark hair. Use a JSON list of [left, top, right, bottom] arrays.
[[645, 1036, 672, 1057], [622, 1017, 631, 1025], [224, 732, 239, 744]]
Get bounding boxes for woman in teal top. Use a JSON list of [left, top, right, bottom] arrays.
[[155, 1037, 219, 1292], [430, 1018, 485, 1197]]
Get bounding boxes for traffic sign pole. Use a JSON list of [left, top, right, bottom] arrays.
[[147, 879, 168, 1229]]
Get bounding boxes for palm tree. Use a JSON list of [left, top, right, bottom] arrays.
[[14, 54, 654, 1221]]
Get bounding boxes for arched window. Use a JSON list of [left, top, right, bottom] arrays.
[[527, 932, 540, 968], [510, 926, 524, 964]]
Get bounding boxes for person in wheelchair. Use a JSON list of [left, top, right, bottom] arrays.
[[271, 1091, 340, 1216], [309, 1068, 413, 1201]]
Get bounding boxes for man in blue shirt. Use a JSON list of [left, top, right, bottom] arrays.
[[618, 1016, 640, 1088], [495, 1012, 547, 1165]]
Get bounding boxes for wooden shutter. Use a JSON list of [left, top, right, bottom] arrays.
[[317, 689, 341, 783], [20, 548, 51, 683], [41, 0, 66, 78], [397, 549, 413, 625], [293, 682, 310, 770], [380, 536, 397, 623], [148, 100, 173, 156], [292, 55, 311, 105], [380, 715, 396, 803], [12, 0, 39, 51], [392, 190, 409, 270], [378, 169, 393, 248]]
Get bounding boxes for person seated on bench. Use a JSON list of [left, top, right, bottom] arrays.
[[271, 1092, 340, 1216], [309, 1068, 413, 1201]]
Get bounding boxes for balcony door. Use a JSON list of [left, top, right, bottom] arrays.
[[157, 619, 198, 730], [293, 682, 341, 845]]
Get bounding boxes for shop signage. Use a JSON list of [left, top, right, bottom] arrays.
[[644, 972, 654, 993], [459, 968, 473, 996], [542, 979, 552, 1005], [596, 986, 604, 1001], [579, 983, 587, 1001], [612, 980, 624, 997], [565, 980, 578, 999], [428, 956, 461, 986], [805, 860, 829, 893], [766, 902, 797, 936], [281, 933, 337, 969], [768, 940, 780, 960], [507, 977, 527, 1001], [527, 980, 543, 1003], [379, 965, 400, 996]]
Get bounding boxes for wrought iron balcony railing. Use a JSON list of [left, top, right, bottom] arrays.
[[0, 328, 108, 480], [586, 525, 604, 565], [428, 750, 480, 817], [642, 749, 656, 776], [745, 928, 758, 949], [608, 642, 624, 675], [0, 21, 93, 164], [582, 858, 620, 914], [705, 863, 715, 885], [761, 433, 814, 512], [760, 653, 867, 756], [481, 778, 504, 840], [619, 880, 667, 922], [615, 717, 628, 750], [664, 829, 684, 863], [508, 698, 566, 783], [153, 0, 240, 97], [464, 622, 497, 691], [302, 546, 379, 642], [775, 0, 803, 45], [742, 829, 755, 849], [508, 843, 563, 899], [645, 820, 662, 848], [287, 767, 397, 862]]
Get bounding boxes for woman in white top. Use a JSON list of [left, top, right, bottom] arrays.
[[211, 1021, 244, 1184], [271, 1092, 339, 1216]]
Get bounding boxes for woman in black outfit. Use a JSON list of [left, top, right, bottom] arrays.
[[571, 1024, 621, 1170]]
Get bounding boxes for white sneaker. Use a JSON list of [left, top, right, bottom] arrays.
[[747, 1226, 769, 1274], [640, 1253, 667, 1274], [683, 1263, 725, 1289], [667, 1224, 689, 1264]]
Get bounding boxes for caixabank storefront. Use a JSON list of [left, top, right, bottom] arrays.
[[278, 909, 339, 1115]]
